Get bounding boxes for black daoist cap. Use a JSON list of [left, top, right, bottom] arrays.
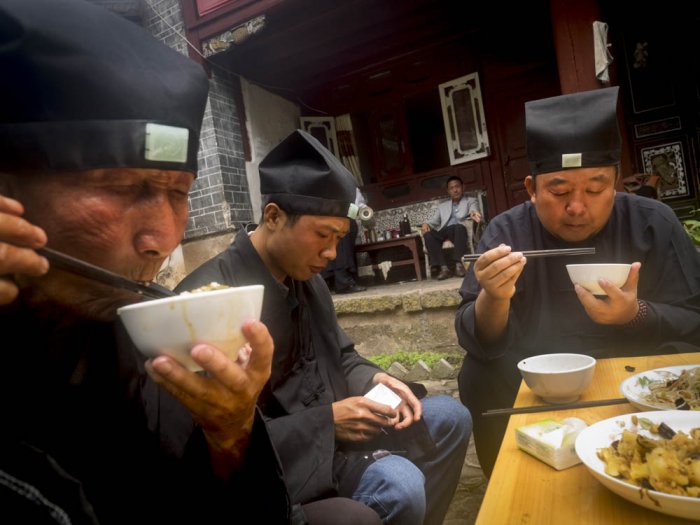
[[526, 87, 621, 176], [259, 129, 358, 219], [0, 0, 209, 175]]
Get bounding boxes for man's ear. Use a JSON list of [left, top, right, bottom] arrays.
[[263, 203, 284, 230], [524, 175, 536, 203]]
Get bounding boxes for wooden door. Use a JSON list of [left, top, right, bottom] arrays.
[[368, 105, 413, 181], [487, 66, 560, 210]]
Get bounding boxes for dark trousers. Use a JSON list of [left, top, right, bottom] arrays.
[[300, 498, 381, 525], [322, 220, 358, 291], [424, 223, 468, 267]]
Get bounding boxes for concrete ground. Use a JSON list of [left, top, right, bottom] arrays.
[[420, 379, 487, 525]]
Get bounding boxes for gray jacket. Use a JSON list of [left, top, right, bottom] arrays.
[[427, 195, 479, 231]]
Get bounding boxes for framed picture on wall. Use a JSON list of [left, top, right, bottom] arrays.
[[638, 139, 691, 200], [622, 27, 676, 114]]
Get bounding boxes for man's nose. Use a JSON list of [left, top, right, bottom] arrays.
[[321, 242, 337, 261], [565, 195, 587, 215], [133, 195, 183, 258]]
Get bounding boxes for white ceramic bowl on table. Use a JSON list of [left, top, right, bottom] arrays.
[[517, 353, 596, 404], [117, 284, 264, 371], [575, 411, 700, 521], [565, 263, 632, 295]]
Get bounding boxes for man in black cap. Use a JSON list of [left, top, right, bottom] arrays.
[[177, 129, 472, 525], [455, 86, 700, 477], [0, 1, 384, 524]]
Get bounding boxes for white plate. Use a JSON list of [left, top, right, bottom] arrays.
[[620, 365, 699, 411], [575, 411, 700, 521]]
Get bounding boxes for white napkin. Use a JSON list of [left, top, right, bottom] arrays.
[[593, 21, 613, 83]]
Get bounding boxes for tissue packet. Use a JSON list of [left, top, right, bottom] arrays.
[[515, 417, 587, 470]]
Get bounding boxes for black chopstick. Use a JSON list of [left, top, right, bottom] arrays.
[[462, 247, 596, 263], [482, 397, 628, 417], [37, 247, 175, 299]]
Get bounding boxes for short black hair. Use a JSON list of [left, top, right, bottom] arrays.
[[447, 176, 463, 186]]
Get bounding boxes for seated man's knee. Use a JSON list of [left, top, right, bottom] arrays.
[[354, 455, 426, 524], [423, 395, 473, 441]]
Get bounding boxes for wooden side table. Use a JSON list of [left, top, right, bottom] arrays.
[[354, 233, 423, 282]]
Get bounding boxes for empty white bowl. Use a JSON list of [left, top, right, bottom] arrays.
[[117, 284, 264, 371], [565, 263, 631, 295], [517, 353, 596, 404]]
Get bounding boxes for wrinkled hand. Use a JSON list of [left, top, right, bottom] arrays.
[[574, 262, 641, 325], [473, 244, 526, 301], [145, 319, 273, 477], [0, 194, 49, 305], [469, 211, 481, 224], [420, 223, 430, 234]]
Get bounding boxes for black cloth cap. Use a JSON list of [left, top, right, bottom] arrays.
[[259, 129, 358, 219], [0, 0, 209, 175], [526, 87, 621, 175]]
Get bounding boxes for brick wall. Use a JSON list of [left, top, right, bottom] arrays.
[[142, 0, 253, 240]]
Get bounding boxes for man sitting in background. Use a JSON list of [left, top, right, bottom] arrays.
[[421, 176, 481, 280], [322, 188, 367, 294]]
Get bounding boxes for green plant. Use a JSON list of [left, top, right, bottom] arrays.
[[684, 221, 700, 246], [682, 210, 700, 247], [368, 351, 462, 370]]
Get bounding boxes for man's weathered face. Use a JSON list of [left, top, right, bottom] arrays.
[[447, 179, 463, 201], [524, 166, 617, 243], [264, 211, 349, 282], [10, 168, 194, 318]]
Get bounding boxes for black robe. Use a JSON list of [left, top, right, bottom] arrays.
[[455, 192, 700, 475], [177, 230, 426, 504], [0, 300, 290, 524]]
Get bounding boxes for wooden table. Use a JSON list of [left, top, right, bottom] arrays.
[[354, 233, 423, 282], [475, 352, 700, 525]]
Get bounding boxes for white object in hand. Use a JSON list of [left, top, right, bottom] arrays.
[[364, 383, 402, 409]]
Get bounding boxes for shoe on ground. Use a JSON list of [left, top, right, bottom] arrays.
[[455, 263, 466, 278], [436, 267, 452, 280], [336, 284, 367, 294]]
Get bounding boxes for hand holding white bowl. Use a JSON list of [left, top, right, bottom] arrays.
[[117, 284, 264, 371], [566, 263, 632, 296]]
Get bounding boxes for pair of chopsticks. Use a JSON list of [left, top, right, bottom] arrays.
[[482, 397, 629, 417], [462, 247, 595, 263], [37, 247, 175, 299]]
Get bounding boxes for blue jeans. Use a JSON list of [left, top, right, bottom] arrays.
[[351, 395, 472, 525]]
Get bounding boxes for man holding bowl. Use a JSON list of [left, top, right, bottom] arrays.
[[455, 86, 700, 477], [0, 1, 380, 523]]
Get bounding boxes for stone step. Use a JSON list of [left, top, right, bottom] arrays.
[[331, 276, 466, 367]]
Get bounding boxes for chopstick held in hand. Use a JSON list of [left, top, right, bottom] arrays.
[[462, 247, 595, 263]]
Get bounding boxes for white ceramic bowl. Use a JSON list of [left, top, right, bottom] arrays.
[[575, 411, 700, 521], [565, 263, 632, 295], [117, 284, 264, 371], [517, 353, 596, 404]]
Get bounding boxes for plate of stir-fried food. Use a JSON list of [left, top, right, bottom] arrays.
[[620, 365, 700, 411], [575, 411, 700, 520]]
